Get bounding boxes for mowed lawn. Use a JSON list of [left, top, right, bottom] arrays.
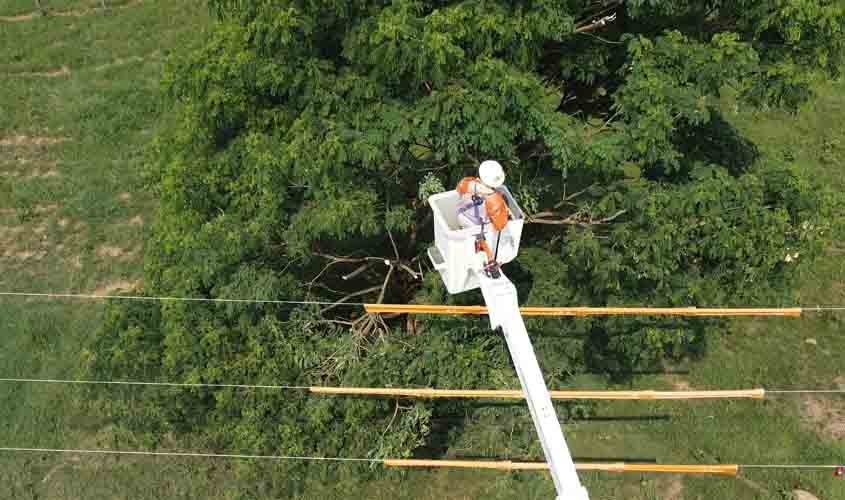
[[0, 2, 843, 499]]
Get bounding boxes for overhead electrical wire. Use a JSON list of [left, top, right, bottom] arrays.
[[2, 292, 843, 482], [0, 291, 364, 307], [0, 377, 309, 391], [3, 291, 845, 315], [0, 447, 840, 476], [1, 377, 843, 400]]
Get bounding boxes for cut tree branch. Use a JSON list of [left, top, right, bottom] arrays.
[[529, 209, 627, 226], [342, 263, 371, 281], [320, 285, 383, 314], [387, 229, 400, 261], [554, 184, 595, 209], [575, 13, 618, 33]]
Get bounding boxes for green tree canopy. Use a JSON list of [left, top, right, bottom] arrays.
[[89, 0, 843, 493]]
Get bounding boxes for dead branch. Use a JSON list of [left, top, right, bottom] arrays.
[[376, 265, 394, 304], [554, 184, 595, 209], [387, 229, 401, 261], [381, 400, 402, 438], [308, 259, 343, 289], [342, 263, 371, 281], [345, 264, 396, 343], [320, 285, 383, 314], [529, 209, 627, 226], [575, 13, 617, 33], [587, 108, 623, 138], [313, 252, 384, 264], [578, 31, 625, 45], [575, 0, 623, 26], [310, 252, 385, 288], [398, 262, 422, 280]]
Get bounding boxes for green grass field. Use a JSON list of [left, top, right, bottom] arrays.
[[1, 2, 843, 499]]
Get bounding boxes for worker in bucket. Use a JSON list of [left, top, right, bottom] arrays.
[[455, 160, 510, 279]]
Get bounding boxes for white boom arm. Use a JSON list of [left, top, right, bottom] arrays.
[[478, 271, 589, 500]]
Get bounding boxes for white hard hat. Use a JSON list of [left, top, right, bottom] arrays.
[[479, 160, 505, 188]]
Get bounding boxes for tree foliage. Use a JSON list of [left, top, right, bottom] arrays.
[[88, 0, 843, 490]]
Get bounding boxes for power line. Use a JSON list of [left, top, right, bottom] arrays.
[[0, 291, 365, 307], [0, 447, 840, 474], [0, 378, 309, 391], [766, 390, 845, 394], [806, 306, 845, 312], [3, 291, 845, 313], [742, 464, 844, 469], [0, 447, 377, 463], [1, 377, 843, 398]]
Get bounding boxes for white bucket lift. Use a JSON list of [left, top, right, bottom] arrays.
[[427, 186, 590, 500], [427, 186, 524, 294]]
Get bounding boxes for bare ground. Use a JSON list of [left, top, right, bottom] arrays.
[[92, 279, 141, 295], [0, 135, 68, 146], [96, 245, 128, 258], [0, 0, 145, 23], [10, 65, 70, 78], [800, 392, 845, 440], [656, 476, 684, 500]]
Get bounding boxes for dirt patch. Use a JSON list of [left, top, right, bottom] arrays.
[[656, 476, 683, 500], [0, 0, 144, 22], [0, 225, 24, 240], [36, 169, 59, 178], [96, 244, 140, 261], [41, 462, 68, 484], [128, 215, 144, 226], [96, 246, 127, 258], [2, 162, 59, 179], [737, 475, 771, 496], [13, 65, 70, 78], [0, 225, 27, 258], [0, 135, 68, 146], [793, 490, 820, 500], [800, 395, 845, 439], [118, 192, 132, 201], [0, 216, 66, 262], [92, 280, 140, 296], [673, 380, 691, 391], [95, 55, 145, 72], [0, 13, 36, 22], [5, 249, 47, 260], [1, 220, 48, 260]]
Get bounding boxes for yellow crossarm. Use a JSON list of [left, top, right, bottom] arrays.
[[382, 459, 739, 476], [308, 386, 766, 400], [363, 304, 803, 317]]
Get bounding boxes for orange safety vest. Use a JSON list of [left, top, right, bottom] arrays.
[[456, 177, 509, 231]]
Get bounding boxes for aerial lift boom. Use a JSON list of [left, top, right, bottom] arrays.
[[427, 161, 590, 500], [479, 272, 589, 500]]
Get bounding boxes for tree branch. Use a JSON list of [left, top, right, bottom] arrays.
[[342, 263, 371, 281], [376, 265, 394, 305], [554, 184, 595, 209], [529, 209, 627, 226], [313, 252, 384, 264], [575, 13, 618, 33], [320, 285, 383, 314], [387, 229, 400, 261]]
